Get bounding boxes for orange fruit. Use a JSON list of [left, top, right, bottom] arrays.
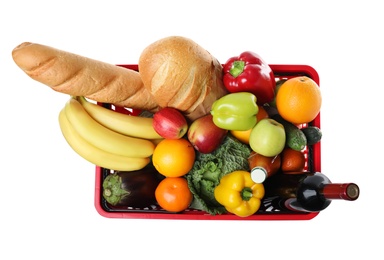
[[280, 147, 306, 173], [230, 105, 269, 144], [155, 177, 193, 212], [230, 128, 252, 144], [152, 138, 195, 177], [276, 76, 322, 125]]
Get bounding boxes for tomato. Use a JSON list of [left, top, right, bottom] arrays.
[[155, 177, 193, 212]]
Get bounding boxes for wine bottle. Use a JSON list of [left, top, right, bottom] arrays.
[[262, 172, 359, 212], [248, 151, 281, 183]]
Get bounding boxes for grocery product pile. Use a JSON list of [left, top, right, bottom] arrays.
[[13, 36, 358, 218]]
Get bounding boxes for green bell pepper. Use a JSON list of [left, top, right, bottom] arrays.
[[210, 92, 259, 131]]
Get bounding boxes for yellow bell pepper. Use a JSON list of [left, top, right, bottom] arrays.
[[214, 170, 265, 217]]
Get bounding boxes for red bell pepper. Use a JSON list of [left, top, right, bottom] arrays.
[[223, 51, 276, 105]]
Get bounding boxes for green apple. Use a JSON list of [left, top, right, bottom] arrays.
[[249, 118, 286, 157]]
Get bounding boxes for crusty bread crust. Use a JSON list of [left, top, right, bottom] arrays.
[[138, 36, 227, 120], [12, 42, 159, 111], [12, 39, 227, 119]]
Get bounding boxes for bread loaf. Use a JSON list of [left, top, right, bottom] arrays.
[[138, 36, 228, 120], [12, 42, 159, 111]]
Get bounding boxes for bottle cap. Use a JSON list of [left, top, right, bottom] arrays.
[[251, 167, 267, 183], [323, 183, 360, 200], [346, 183, 360, 200]]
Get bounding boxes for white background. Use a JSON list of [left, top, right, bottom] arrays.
[[1, 1, 382, 259]]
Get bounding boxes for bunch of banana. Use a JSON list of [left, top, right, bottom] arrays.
[[58, 96, 163, 171]]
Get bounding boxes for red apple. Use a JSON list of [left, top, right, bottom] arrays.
[[187, 114, 228, 153], [153, 107, 188, 139]]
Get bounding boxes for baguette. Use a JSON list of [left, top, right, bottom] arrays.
[[12, 42, 159, 111], [138, 36, 228, 120]]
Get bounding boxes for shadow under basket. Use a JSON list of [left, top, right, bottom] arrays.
[[94, 64, 322, 220]]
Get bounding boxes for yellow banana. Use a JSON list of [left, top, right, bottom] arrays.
[[64, 97, 155, 158], [77, 96, 163, 140], [58, 108, 150, 171]]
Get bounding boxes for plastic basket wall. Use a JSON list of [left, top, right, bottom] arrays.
[[94, 64, 321, 220]]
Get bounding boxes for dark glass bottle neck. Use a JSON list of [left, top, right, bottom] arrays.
[[322, 183, 359, 200]]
